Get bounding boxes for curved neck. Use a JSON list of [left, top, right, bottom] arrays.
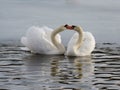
[[74, 26, 83, 51], [51, 27, 64, 49]]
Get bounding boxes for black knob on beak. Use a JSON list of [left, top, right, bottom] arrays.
[[72, 25, 76, 29], [64, 24, 68, 27]]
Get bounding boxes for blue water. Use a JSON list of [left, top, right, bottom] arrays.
[[0, 0, 120, 44]]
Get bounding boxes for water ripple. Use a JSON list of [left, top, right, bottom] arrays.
[[0, 43, 120, 90]]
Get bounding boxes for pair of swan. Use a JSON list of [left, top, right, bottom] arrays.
[[21, 24, 95, 56]]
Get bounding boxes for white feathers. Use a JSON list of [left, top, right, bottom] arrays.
[[66, 32, 95, 56], [21, 26, 64, 54], [21, 26, 95, 56]]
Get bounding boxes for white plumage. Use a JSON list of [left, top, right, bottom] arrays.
[[21, 26, 65, 54], [66, 27, 95, 56]]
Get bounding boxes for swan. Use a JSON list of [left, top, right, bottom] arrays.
[[21, 25, 67, 55], [65, 25, 95, 56]]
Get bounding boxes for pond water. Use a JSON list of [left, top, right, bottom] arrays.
[[0, 0, 120, 90], [0, 43, 120, 90]]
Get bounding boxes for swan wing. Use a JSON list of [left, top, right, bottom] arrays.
[[67, 33, 78, 48], [21, 26, 62, 54], [66, 33, 78, 55], [79, 32, 95, 55], [67, 32, 95, 56], [42, 26, 61, 43]]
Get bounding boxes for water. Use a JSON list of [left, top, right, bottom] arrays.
[[0, 43, 120, 90], [0, 0, 120, 90]]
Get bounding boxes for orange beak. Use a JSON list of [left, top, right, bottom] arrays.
[[66, 25, 73, 30], [64, 24, 73, 30]]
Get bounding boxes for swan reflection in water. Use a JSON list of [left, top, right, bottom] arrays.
[[23, 55, 95, 89], [23, 55, 64, 72], [51, 56, 94, 82]]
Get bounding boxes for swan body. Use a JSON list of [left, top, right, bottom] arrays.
[[65, 26, 95, 56], [21, 26, 66, 55]]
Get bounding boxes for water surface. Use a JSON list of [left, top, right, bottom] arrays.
[[0, 43, 120, 90]]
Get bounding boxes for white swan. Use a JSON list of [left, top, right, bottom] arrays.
[[21, 25, 67, 55], [65, 25, 95, 56]]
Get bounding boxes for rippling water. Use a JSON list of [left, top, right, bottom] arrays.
[[0, 43, 120, 90]]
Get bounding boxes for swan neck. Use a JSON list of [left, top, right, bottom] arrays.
[[75, 27, 83, 50], [51, 27, 64, 49]]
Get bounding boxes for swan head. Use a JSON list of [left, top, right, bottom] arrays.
[[65, 25, 81, 32], [65, 24, 78, 30], [64, 24, 73, 30], [66, 25, 82, 32], [58, 24, 70, 31], [71, 25, 81, 32]]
